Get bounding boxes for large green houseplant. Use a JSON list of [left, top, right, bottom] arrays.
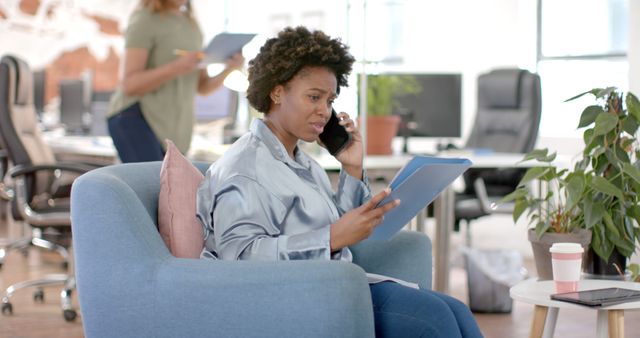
[[361, 75, 421, 154], [503, 87, 640, 278]]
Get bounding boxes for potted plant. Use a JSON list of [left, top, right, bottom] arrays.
[[503, 87, 640, 280], [501, 148, 592, 280], [361, 74, 421, 155]]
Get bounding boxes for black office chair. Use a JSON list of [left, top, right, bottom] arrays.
[[0, 55, 93, 321], [454, 68, 541, 246]]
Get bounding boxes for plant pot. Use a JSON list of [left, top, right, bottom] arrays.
[[528, 229, 592, 280], [583, 247, 628, 280], [363, 115, 400, 155]]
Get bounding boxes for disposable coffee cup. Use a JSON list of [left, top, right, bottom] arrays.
[[550, 242, 584, 293]]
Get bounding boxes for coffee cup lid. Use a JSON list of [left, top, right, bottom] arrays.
[[549, 242, 584, 254]]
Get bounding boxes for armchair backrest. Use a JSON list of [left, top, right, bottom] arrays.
[[466, 68, 541, 153], [72, 161, 211, 264]]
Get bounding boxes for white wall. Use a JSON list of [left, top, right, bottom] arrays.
[[399, 0, 536, 144]]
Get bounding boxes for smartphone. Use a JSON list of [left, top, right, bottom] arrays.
[[319, 109, 352, 156]]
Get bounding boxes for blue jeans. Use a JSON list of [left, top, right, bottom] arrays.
[[107, 102, 165, 163], [370, 282, 483, 338]]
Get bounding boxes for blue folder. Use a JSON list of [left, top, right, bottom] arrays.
[[368, 156, 472, 241]]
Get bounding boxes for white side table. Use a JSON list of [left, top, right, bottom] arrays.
[[510, 278, 640, 338]]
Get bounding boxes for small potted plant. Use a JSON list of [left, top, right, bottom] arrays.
[[501, 148, 592, 280], [361, 74, 421, 154], [503, 87, 640, 279]]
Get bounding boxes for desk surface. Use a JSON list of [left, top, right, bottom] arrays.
[[43, 133, 570, 171]]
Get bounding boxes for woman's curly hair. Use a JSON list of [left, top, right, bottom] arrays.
[[246, 26, 355, 113]]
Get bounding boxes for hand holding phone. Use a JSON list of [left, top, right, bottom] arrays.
[[319, 109, 352, 156]]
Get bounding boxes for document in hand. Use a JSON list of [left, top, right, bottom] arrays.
[[367, 156, 472, 241], [203, 32, 257, 63]]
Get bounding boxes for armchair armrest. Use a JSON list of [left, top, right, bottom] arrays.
[[350, 230, 432, 290], [81, 257, 375, 338]]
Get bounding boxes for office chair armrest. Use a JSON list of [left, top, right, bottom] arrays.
[[473, 177, 514, 214], [0, 184, 12, 201], [8, 162, 94, 177], [0, 149, 12, 201], [350, 230, 432, 290], [0, 148, 7, 178], [8, 163, 86, 226]]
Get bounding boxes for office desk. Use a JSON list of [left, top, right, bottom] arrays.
[[42, 133, 117, 165], [44, 133, 561, 294]]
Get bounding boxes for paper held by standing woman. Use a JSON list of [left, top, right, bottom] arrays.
[[202, 32, 257, 63]]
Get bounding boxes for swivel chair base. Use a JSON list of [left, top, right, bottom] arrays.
[[1, 273, 77, 322], [0, 230, 70, 269]]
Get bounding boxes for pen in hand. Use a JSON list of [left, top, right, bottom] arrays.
[[173, 49, 205, 60]]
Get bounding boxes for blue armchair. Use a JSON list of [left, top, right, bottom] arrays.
[[71, 162, 432, 338]]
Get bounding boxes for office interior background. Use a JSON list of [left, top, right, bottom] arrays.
[[0, 0, 639, 261], [1, 0, 638, 145], [1, 0, 640, 336], [1, 0, 639, 264]]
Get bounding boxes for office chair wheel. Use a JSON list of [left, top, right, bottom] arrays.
[[63, 309, 77, 322], [33, 289, 44, 303], [1, 302, 12, 315]]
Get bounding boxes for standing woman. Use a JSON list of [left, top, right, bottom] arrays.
[[107, 0, 244, 163]]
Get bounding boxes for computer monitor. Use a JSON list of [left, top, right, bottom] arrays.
[[362, 73, 462, 138], [195, 86, 242, 143], [194, 86, 238, 123], [59, 78, 91, 134], [33, 69, 46, 117], [90, 90, 113, 136]]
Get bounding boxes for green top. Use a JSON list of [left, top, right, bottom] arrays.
[[107, 8, 203, 153]]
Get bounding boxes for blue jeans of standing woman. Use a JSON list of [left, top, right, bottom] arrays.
[[370, 282, 483, 337], [108, 102, 165, 163]]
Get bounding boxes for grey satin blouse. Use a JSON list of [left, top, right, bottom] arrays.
[[196, 118, 372, 262]]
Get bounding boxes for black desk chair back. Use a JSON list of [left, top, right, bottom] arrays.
[[455, 68, 541, 245]]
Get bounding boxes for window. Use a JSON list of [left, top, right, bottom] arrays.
[[537, 0, 628, 138], [540, 0, 628, 58]]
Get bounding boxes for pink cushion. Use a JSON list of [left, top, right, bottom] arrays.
[[158, 140, 205, 258]]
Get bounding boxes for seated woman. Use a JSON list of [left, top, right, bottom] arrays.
[[196, 26, 483, 338]]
